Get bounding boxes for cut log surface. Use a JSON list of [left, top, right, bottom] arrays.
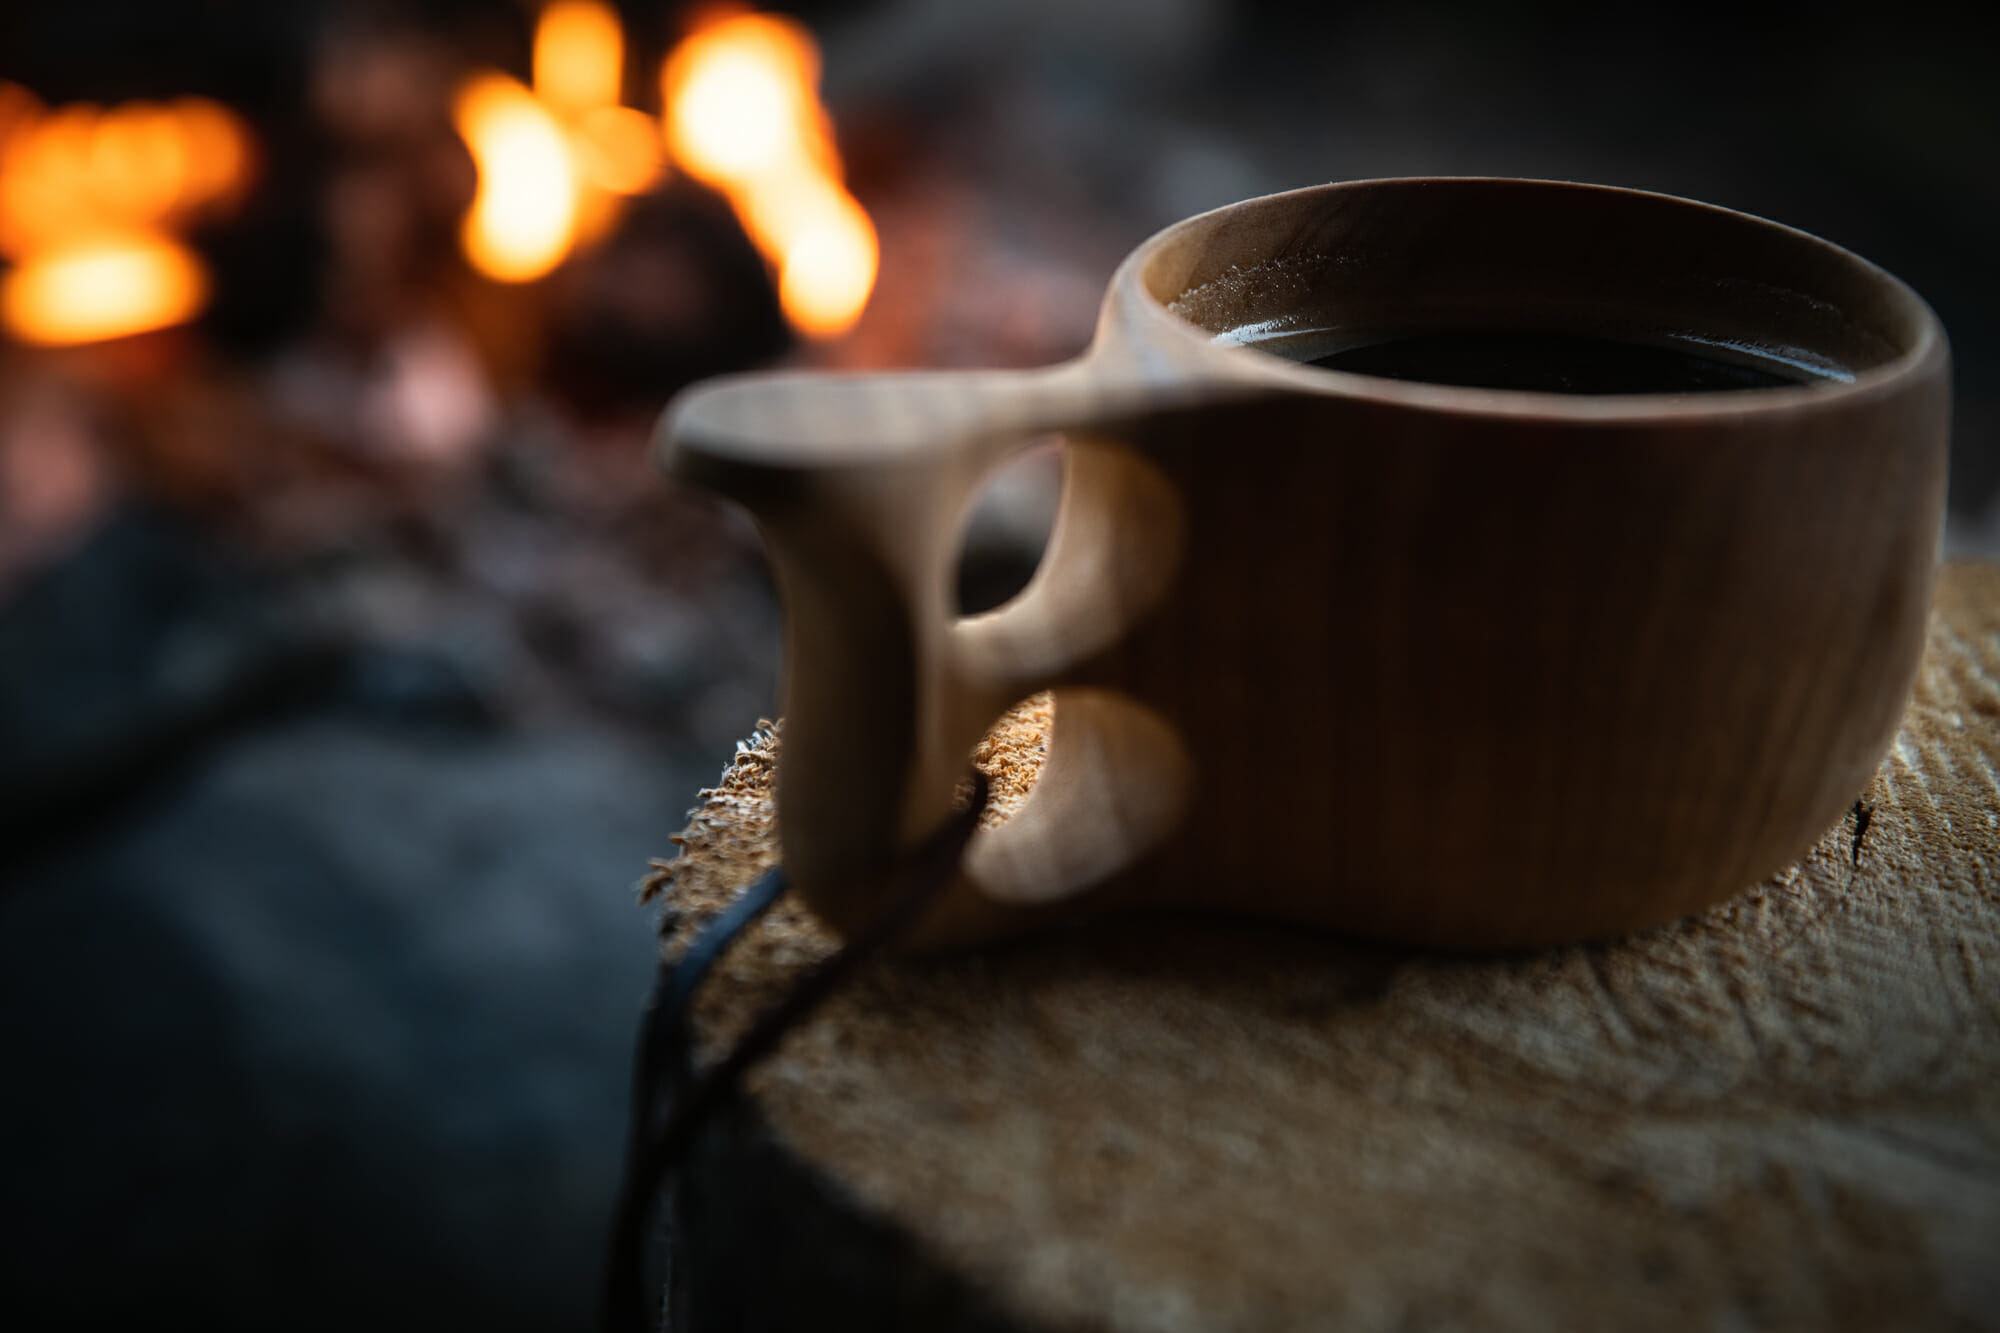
[[654, 561, 2000, 1333]]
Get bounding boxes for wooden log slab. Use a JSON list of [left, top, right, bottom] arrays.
[[648, 560, 2000, 1332]]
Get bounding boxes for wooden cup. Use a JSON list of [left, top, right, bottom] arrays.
[[656, 178, 1950, 951]]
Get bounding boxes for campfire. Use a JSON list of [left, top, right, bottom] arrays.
[[455, 0, 661, 285], [0, 84, 250, 346], [454, 1, 876, 340], [660, 9, 877, 339], [0, 1, 927, 690]]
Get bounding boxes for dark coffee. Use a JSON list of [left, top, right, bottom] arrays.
[[1244, 327, 1837, 394]]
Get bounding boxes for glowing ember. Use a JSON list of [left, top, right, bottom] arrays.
[[0, 86, 249, 345], [573, 104, 664, 197], [661, 14, 830, 183], [661, 10, 877, 338], [2, 236, 207, 348], [534, 0, 626, 117], [453, 3, 873, 332], [455, 73, 580, 284], [455, 1, 662, 284]]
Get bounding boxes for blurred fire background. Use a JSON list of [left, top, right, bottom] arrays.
[[0, 0, 1993, 1327]]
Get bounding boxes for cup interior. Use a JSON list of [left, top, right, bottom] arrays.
[[1139, 179, 1929, 387]]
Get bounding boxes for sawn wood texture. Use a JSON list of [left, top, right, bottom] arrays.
[[652, 561, 2000, 1332]]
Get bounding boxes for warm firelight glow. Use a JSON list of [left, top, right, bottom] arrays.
[[661, 14, 831, 183], [776, 191, 877, 340], [453, 3, 874, 332], [661, 10, 877, 338], [1, 235, 207, 348], [573, 104, 664, 196], [455, 2, 662, 284], [0, 87, 249, 345], [534, 0, 625, 116], [455, 74, 580, 283]]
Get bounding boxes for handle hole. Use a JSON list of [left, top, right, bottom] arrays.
[[964, 687, 1192, 906], [953, 435, 1065, 616]]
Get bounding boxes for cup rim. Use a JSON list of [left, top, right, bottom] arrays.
[[1114, 176, 1949, 424]]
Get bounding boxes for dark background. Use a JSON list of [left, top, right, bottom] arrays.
[[2, 1, 1994, 1328]]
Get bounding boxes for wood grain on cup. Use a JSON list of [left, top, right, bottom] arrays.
[[657, 178, 1950, 951]]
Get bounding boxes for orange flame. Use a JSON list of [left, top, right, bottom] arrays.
[[456, 1, 662, 284], [455, 4, 874, 335], [534, 0, 626, 117], [0, 86, 249, 345], [455, 73, 579, 283], [661, 10, 876, 338], [2, 237, 207, 348]]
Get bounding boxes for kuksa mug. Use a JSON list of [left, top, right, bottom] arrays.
[[656, 178, 1949, 952]]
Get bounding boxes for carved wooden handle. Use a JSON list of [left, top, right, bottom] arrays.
[[657, 361, 1211, 936]]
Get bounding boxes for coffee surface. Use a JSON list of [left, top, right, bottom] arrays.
[[1248, 328, 1831, 394]]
